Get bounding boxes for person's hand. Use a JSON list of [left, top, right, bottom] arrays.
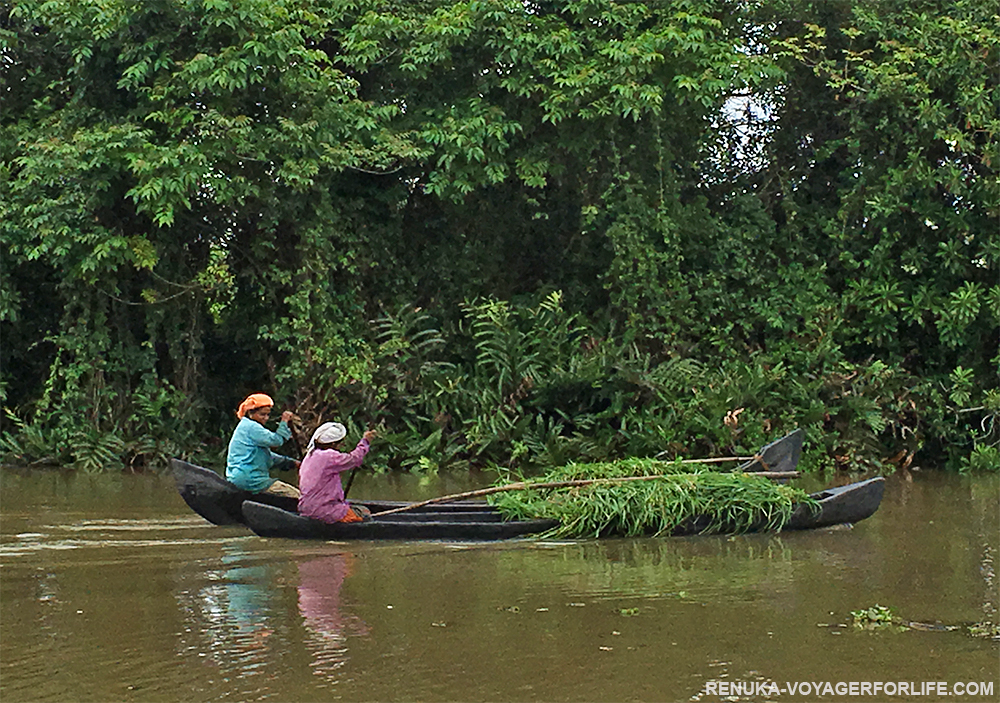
[[280, 410, 293, 423], [363, 429, 377, 441]]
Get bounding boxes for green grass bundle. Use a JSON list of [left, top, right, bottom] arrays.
[[524, 457, 706, 481], [488, 461, 816, 538]]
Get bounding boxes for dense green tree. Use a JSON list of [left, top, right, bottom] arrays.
[[1, 0, 996, 471], [754, 0, 999, 464]]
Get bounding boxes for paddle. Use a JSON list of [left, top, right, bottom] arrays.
[[652, 430, 805, 474], [285, 411, 305, 458], [343, 465, 360, 500], [734, 429, 804, 473]]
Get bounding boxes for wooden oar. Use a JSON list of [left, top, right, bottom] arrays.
[[373, 470, 801, 517], [343, 466, 360, 500], [285, 411, 305, 457], [652, 430, 805, 473]]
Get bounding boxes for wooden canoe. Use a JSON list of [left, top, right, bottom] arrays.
[[667, 477, 886, 536], [785, 477, 885, 530], [171, 429, 809, 529], [170, 458, 496, 526], [240, 477, 885, 541], [241, 500, 559, 541]]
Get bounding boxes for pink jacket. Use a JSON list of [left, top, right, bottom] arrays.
[[297, 439, 370, 523]]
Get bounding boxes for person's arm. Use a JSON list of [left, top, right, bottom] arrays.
[[268, 452, 299, 471], [339, 431, 375, 470], [244, 416, 292, 448]]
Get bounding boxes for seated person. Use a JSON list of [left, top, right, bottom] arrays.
[[226, 393, 301, 497], [298, 422, 377, 523]]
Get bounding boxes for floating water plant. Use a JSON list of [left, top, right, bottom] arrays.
[[850, 604, 909, 632], [487, 458, 816, 538], [968, 621, 1000, 639], [851, 605, 989, 636]]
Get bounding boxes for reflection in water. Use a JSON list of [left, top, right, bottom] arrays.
[[979, 544, 996, 624], [171, 545, 371, 693], [176, 544, 276, 683], [297, 553, 369, 682], [221, 548, 275, 675]]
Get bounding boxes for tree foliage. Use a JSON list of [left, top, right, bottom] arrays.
[[1, 0, 997, 472]]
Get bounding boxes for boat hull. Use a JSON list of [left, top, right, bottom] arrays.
[[785, 477, 885, 530], [242, 500, 558, 541], [668, 477, 885, 536], [171, 458, 496, 526], [239, 478, 885, 541], [171, 458, 297, 525], [171, 441, 882, 539]]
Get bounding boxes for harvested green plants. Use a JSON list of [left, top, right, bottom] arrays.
[[488, 461, 815, 538]]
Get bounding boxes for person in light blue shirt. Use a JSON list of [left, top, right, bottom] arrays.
[[226, 393, 301, 497]]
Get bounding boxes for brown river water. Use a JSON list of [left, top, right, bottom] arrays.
[[0, 467, 997, 702]]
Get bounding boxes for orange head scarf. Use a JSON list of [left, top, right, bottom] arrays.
[[237, 393, 274, 419]]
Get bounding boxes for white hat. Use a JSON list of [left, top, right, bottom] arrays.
[[306, 422, 347, 453]]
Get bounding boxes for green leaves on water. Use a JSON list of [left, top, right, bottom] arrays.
[[850, 604, 898, 630]]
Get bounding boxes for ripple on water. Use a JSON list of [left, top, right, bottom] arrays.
[[60, 517, 212, 531], [0, 533, 253, 558]]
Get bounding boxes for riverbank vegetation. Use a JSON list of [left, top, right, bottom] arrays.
[[2, 0, 997, 473]]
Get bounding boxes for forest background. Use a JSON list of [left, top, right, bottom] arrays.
[[1, 0, 997, 475]]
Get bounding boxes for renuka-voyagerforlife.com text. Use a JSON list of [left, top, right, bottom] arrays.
[[703, 680, 994, 698]]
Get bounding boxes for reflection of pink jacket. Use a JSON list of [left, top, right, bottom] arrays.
[[297, 555, 370, 645], [297, 439, 370, 523], [298, 556, 350, 634]]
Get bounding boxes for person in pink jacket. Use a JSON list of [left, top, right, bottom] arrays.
[[298, 422, 377, 523]]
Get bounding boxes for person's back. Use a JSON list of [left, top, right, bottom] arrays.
[[298, 422, 376, 523]]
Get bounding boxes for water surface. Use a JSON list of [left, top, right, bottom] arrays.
[[1, 468, 997, 701]]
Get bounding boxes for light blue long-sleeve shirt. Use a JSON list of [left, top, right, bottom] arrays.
[[226, 417, 296, 492]]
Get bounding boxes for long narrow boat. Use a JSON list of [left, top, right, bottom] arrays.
[[668, 477, 886, 536], [170, 458, 496, 526], [785, 477, 885, 530], [241, 477, 885, 541], [242, 500, 559, 540], [172, 430, 805, 526]]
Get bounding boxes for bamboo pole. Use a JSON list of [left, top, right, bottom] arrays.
[[374, 470, 801, 517], [657, 454, 756, 463], [676, 455, 755, 464]]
